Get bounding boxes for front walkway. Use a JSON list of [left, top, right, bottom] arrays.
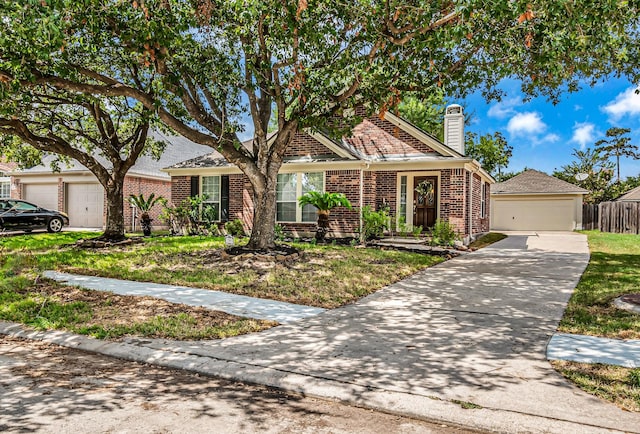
[[43, 271, 325, 324], [3, 232, 639, 432], [548, 333, 640, 368]]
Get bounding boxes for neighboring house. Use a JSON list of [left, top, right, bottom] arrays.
[[615, 185, 640, 202], [165, 105, 494, 242], [0, 160, 17, 199], [491, 169, 589, 231], [8, 132, 211, 229]]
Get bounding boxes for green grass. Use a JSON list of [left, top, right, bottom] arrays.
[[469, 232, 507, 250], [0, 232, 444, 339], [0, 274, 271, 340], [552, 361, 640, 412], [559, 231, 640, 339], [1, 233, 443, 308]]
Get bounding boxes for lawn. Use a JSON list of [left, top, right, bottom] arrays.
[[559, 231, 640, 339], [555, 230, 640, 412], [0, 231, 444, 340]]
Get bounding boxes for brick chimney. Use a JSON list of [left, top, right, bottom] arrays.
[[444, 104, 465, 155]]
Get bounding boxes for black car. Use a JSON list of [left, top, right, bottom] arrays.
[[0, 199, 69, 233]]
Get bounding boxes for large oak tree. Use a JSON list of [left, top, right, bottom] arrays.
[[1, 0, 639, 249]]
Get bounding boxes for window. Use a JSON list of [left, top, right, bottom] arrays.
[[201, 176, 220, 221], [277, 172, 324, 222], [480, 182, 486, 218], [0, 177, 9, 199], [399, 176, 407, 224]]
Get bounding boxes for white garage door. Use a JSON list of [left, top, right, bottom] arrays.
[[492, 198, 576, 231], [24, 184, 58, 211], [67, 183, 104, 228]]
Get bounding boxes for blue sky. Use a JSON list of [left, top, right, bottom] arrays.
[[460, 78, 640, 179]]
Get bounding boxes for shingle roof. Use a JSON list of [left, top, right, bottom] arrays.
[[616, 185, 640, 201], [13, 131, 212, 179], [492, 169, 589, 195]]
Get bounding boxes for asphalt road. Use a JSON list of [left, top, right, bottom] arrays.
[[0, 336, 480, 434]]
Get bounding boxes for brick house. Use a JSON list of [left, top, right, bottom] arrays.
[[7, 131, 211, 229], [165, 105, 494, 243], [0, 159, 17, 199]]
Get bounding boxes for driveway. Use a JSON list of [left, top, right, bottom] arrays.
[[4, 232, 639, 432]]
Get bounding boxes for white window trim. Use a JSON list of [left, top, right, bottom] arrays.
[[0, 177, 10, 199], [200, 175, 221, 221], [276, 172, 325, 223]]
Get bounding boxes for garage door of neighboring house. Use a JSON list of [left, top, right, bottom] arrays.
[[492, 198, 576, 231], [67, 183, 104, 228], [24, 184, 59, 211]]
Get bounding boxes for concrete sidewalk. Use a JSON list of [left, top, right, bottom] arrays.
[[3, 232, 640, 433], [43, 271, 325, 324]]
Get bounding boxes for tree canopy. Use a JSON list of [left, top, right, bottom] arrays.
[[594, 127, 638, 184], [553, 148, 616, 203], [465, 132, 512, 180], [2, 0, 640, 248]]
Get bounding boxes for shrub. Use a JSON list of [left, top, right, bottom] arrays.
[[225, 219, 245, 236], [274, 224, 285, 241], [361, 206, 389, 241], [430, 219, 459, 246], [160, 195, 218, 236]]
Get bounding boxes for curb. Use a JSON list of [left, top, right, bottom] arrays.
[[1, 321, 633, 434]]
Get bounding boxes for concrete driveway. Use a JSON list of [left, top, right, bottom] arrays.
[[4, 232, 639, 432], [105, 231, 635, 433]]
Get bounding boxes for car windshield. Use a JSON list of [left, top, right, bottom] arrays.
[[7, 201, 38, 211]]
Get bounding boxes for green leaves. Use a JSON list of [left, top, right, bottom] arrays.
[[298, 191, 352, 212], [465, 131, 513, 178]]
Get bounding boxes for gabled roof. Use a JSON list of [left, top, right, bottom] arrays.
[[0, 160, 17, 175], [167, 112, 465, 171], [12, 131, 212, 180], [492, 169, 589, 195], [616, 185, 640, 201]]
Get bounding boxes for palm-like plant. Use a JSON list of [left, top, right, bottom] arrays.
[[128, 193, 166, 236], [298, 191, 352, 241], [128, 193, 165, 219]]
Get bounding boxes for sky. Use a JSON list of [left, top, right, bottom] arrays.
[[460, 78, 640, 179]]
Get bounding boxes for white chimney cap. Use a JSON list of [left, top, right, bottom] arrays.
[[446, 104, 463, 115]]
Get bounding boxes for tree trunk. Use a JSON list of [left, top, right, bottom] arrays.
[[246, 170, 278, 250], [316, 210, 330, 241], [101, 176, 126, 241]]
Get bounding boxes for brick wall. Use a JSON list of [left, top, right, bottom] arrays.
[[228, 174, 245, 222], [325, 170, 361, 235], [171, 176, 191, 206], [441, 168, 467, 236], [285, 132, 339, 158], [11, 178, 21, 199], [470, 173, 490, 235], [125, 176, 172, 230]]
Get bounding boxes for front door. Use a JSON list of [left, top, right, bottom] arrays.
[[413, 176, 437, 229]]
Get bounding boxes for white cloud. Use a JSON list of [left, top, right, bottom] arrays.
[[570, 122, 597, 150], [602, 87, 640, 120], [506, 112, 546, 136], [487, 96, 521, 119], [542, 133, 560, 143]]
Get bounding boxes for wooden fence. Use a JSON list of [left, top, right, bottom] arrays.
[[583, 201, 640, 234]]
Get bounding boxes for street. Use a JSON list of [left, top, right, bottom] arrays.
[[0, 336, 478, 433]]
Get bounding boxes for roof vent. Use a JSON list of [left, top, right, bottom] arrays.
[[444, 104, 464, 155]]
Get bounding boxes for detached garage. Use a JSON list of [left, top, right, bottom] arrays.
[[491, 170, 588, 231]]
